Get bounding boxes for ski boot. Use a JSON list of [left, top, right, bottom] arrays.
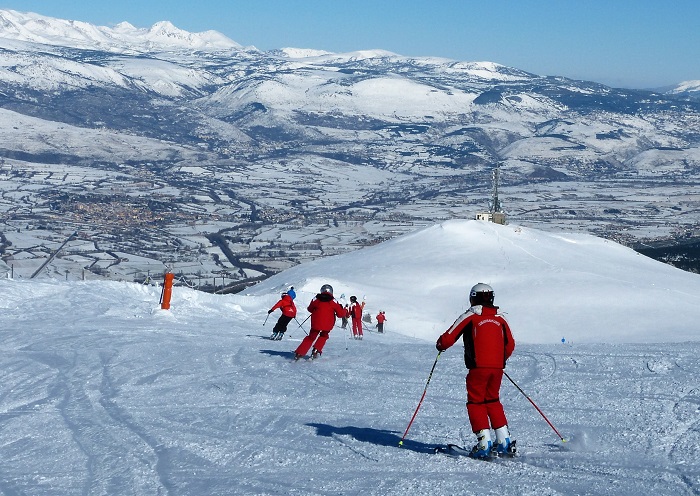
[[275, 331, 285, 341], [311, 349, 321, 360], [493, 425, 516, 456], [469, 429, 493, 459], [270, 331, 279, 340]]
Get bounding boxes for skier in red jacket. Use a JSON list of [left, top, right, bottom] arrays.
[[268, 291, 297, 340], [436, 283, 516, 458], [375, 311, 386, 333], [294, 284, 348, 360], [348, 295, 365, 339]]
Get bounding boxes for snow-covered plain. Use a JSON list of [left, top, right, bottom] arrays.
[[1, 220, 699, 495]]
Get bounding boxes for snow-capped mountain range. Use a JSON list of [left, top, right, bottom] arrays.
[[0, 9, 241, 51], [667, 80, 700, 100], [1, 9, 699, 287]]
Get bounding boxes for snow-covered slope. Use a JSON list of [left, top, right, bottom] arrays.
[[1, 219, 699, 494]]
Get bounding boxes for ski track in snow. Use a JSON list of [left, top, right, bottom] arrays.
[[1, 287, 699, 495], [2, 322, 700, 494]]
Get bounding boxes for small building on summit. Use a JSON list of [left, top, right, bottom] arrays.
[[475, 167, 507, 225], [475, 211, 507, 225]]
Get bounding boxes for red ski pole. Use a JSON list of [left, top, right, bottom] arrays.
[[399, 351, 441, 447], [504, 371, 566, 442]]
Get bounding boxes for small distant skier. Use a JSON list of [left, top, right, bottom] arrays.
[[294, 284, 348, 360], [349, 295, 365, 339], [341, 305, 349, 329], [287, 286, 296, 300], [375, 311, 386, 333], [267, 291, 297, 340], [435, 283, 516, 458]]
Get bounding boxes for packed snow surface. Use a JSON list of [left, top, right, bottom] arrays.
[[1, 220, 699, 495]]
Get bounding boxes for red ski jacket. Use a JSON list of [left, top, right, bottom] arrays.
[[270, 294, 297, 318], [376, 312, 386, 324], [349, 301, 364, 320], [307, 293, 348, 331], [436, 305, 515, 369]]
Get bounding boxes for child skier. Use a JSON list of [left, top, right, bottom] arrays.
[[294, 284, 348, 360], [348, 295, 365, 339], [435, 283, 516, 458], [267, 291, 297, 340]]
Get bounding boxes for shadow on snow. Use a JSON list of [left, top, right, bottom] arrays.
[[306, 423, 436, 454], [259, 349, 298, 360]]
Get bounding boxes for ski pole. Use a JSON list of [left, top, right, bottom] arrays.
[[504, 371, 566, 442], [399, 351, 442, 447], [294, 317, 309, 336], [263, 312, 270, 326]]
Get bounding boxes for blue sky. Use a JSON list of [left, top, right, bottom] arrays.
[[2, 0, 699, 89]]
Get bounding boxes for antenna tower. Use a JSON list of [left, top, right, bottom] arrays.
[[490, 167, 502, 213]]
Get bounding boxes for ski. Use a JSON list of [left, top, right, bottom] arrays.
[[292, 351, 322, 361], [434, 441, 517, 460], [434, 444, 492, 459]]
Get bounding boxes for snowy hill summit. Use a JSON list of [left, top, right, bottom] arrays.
[[246, 220, 700, 344], [0, 9, 241, 52]]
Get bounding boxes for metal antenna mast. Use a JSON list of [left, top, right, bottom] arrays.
[[475, 166, 506, 224], [490, 167, 502, 213]]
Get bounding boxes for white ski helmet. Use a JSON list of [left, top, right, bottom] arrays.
[[320, 284, 333, 295], [469, 283, 494, 305]]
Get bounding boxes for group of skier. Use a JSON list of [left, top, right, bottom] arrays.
[[266, 284, 382, 357], [266, 281, 516, 459]]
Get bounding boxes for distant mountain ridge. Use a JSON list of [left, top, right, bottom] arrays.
[[0, 9, 241, 51], [0, 9, 699, 286], [667, 80, 700, 101]]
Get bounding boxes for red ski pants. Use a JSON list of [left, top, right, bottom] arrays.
[[465, 368, 508, 433], [295, 329, 330, 356], [351, 317, 363, 337]]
